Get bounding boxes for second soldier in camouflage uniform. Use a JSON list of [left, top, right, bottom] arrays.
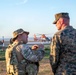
[[5, 28, 45, 75], [49, 12, 76, 75]]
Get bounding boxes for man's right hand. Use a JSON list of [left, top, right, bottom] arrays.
[[31, 45, 39, 50]]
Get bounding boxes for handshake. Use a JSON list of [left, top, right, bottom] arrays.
[[31, 44, 44, 50]]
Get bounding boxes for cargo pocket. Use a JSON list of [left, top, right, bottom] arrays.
[[18, 63, 26, 75]]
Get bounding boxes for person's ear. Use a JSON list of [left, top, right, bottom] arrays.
[[59, 18, 64, 24]]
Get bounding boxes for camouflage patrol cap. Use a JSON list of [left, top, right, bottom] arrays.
[[12, 28, 29, 41], [53, 12, 70, 24]]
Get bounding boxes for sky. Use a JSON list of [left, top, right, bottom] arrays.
[[0, 0, 76, 38]]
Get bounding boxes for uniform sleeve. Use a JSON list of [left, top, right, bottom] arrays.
[[5, 47, 12, 72], [50, 34, 61, 73], [5, 47, 12, 62], [20, 45, 45, 62]]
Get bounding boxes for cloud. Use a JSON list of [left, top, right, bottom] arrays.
[[16, 0, 28, 5]]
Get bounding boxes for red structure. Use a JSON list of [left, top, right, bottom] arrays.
[[34, 34, 38, 41]]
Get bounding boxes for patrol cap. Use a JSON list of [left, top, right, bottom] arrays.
[[53, 12, 70, 24], [12, 28, 29, 41]]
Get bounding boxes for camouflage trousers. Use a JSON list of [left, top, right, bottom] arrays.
[[26, 63, 39, 75], [7, 63, 39, 75]]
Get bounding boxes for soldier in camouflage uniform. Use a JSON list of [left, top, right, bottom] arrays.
[[5, 28, 45, 75], [49, 12, 76, 75]]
